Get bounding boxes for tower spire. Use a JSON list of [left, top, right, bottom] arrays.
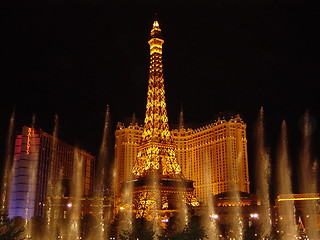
[[120, 19, 198, 222], [132, 20, 182, 178], [150, 18, 162, 39]]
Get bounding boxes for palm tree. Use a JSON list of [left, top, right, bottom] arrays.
[[0, 212, 25, 240]]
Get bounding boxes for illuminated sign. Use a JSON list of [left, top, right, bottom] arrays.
[[26, 128, 32, 155], [278, 197, 320, 202]]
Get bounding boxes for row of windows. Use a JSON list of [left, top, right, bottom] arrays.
[[115, 126, 249, 197]]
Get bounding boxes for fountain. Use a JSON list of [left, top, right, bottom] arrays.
[[91, 105, 112, 240], [298, 111, 319, 239], [254, 107, 272, 238], [2, 108, 320, 239], [0, 110, 15, 214], [1, 18, 320, 240], [178, 108, 185, 130], [275, 121, 298, 238], [203, 152, 220, 239], [44, 113, 60, 240], [68, 148, 83, 240]]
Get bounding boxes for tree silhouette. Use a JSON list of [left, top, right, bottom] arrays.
[[0, 213, 25, 240]]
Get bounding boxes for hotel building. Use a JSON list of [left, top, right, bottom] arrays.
[[9, 126, 95, 219], [114, 19, 250, 205], [173, 115, 250, 203], [115, 115, 250, 204]]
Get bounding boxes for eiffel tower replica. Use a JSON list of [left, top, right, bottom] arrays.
[[121, 20, 198, 221]]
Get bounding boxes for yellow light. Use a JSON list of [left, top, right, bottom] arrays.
[[278, 197, 320, 201], [210, 214, 219, 219], [153, 20, 159, 28], [26, 128, 32, 155], [128, 20, 199, 221]]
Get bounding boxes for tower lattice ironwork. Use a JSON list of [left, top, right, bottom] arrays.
[[120, 20, 198, 222], [132, 20, 182, 178]]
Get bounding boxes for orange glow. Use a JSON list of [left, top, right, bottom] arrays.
[[26, 128, 32, 155], [132, 20, 182, 178], [120, 20, 199, 221], [153, 20, 160, 28], [278, 197, 320, 201]]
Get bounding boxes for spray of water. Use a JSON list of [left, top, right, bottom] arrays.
[[203, 152, 220, 239], [276, 121, 298, 238], [90, 106, 112, 240], [24, 115, 36, 219], [175, 180, 189, 234], [67, 148, 83, 240], [176, 111, 190, 233], [299, 111, 314, 194], [255, 107, 272, 238], [233, 151, 247, 239], [131, 113, 137, 125], [299, 111, 319, 239], [23, 115, 38, 239], [44, 114, 60, 239], [178, 108, 185, 130], [230, 191, 244, 240], [0, 110, 15, 214], [118, 179, 134, 237]]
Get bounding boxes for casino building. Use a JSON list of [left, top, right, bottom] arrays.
[[9, 126, 95, 219], [115, 116, 250, 205], [114, 20, 250, 206]]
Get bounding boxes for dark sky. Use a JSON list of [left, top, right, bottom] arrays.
[[0, 0, 319, 193]]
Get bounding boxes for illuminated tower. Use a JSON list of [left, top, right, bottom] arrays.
[[120, 20, 198, 221], [132, 20, 182, 178], [114, 20, 250, 209]]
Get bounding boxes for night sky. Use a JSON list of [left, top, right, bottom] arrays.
[[1, 0, 319, 194]]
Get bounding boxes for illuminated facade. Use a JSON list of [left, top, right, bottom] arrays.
[[114, 21, 250, 209], [173, 115, 250, 204], [132, 20, 182, 179], [114, 122, 143, 197], [9, 126, 95, 219], [115, 115, 250, 204], [118, 21, 197, 220]]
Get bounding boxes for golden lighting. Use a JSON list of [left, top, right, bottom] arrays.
[[26, 127, 32, 155], [132, 20, 182, 178], [153, 20, 160, 28], [125, 20, 198, 221], [278, 197, 320, 201], [150, 20, 161, 37], [191, 196, 200, 207]]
